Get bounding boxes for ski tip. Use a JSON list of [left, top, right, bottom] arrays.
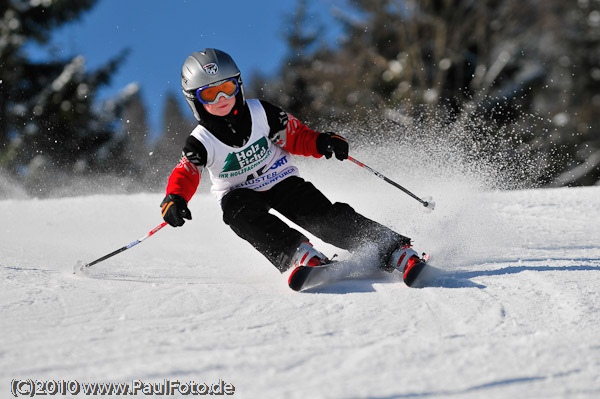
[[403, 259, 428, 287], [288, 266, 310, 291]]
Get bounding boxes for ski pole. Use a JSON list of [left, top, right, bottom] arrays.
[[347, 156, 435, 210], [73, 221, 169, 274]]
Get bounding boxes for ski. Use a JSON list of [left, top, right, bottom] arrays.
[[402, 254, 429, 287], [288, 254, 430, 291], [288, 261, 336, 291]]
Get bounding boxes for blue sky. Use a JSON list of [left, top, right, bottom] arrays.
[[27, 0, 345, 135]]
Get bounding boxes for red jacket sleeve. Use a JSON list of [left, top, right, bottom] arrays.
[[278, 114, 323, 158], [165, 156, 201, 202]]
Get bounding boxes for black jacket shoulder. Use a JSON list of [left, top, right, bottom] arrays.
[[260, 100, 289, 139], [182, 135, 208, 168]]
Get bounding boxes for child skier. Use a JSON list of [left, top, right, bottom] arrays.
[[160, 48, 425, 286]]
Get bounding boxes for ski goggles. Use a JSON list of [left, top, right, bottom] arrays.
[[195, 78, 240, 105]]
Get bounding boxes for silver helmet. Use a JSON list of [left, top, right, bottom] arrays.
[[181, 48, 245, 121]]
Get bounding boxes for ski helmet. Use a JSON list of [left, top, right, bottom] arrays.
[[181, 48, 245, 121]]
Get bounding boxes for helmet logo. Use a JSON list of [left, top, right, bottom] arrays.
[[203, 63, 218, 75]]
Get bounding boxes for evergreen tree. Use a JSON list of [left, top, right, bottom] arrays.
[[120, 84, 150, 174], [249, 0, 328, 125], [149, 90, 195, 189], [263, 0, 599, 185], [0, 0, 130, 195], [535, 0, 600, 186]]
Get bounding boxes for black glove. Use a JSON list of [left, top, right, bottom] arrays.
[[316, 132, 349, 161], [160, 194, 192, 227]]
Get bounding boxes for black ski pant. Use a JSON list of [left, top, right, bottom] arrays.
[[221, 176, 410, 272]]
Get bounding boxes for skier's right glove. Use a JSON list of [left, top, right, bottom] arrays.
[[160, 193, 192, 227]]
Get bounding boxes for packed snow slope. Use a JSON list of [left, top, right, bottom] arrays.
[[2, 154, 600, 399]]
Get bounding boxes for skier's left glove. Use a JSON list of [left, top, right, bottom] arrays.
[[160, 194, 192, 227], [316, 132, 349, 161]]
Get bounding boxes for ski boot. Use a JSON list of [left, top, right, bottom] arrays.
[[387, 245, 428, 287], [290, 242, 329, 268], [288, 242, 331, 291]]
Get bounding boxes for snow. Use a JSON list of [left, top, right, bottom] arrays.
[[1, 159, 600, 398]]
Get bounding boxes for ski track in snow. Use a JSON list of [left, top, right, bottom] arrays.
[[1, 161, 600, 399]]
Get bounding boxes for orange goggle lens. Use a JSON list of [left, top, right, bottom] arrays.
[[195, 78, 239, 104]]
